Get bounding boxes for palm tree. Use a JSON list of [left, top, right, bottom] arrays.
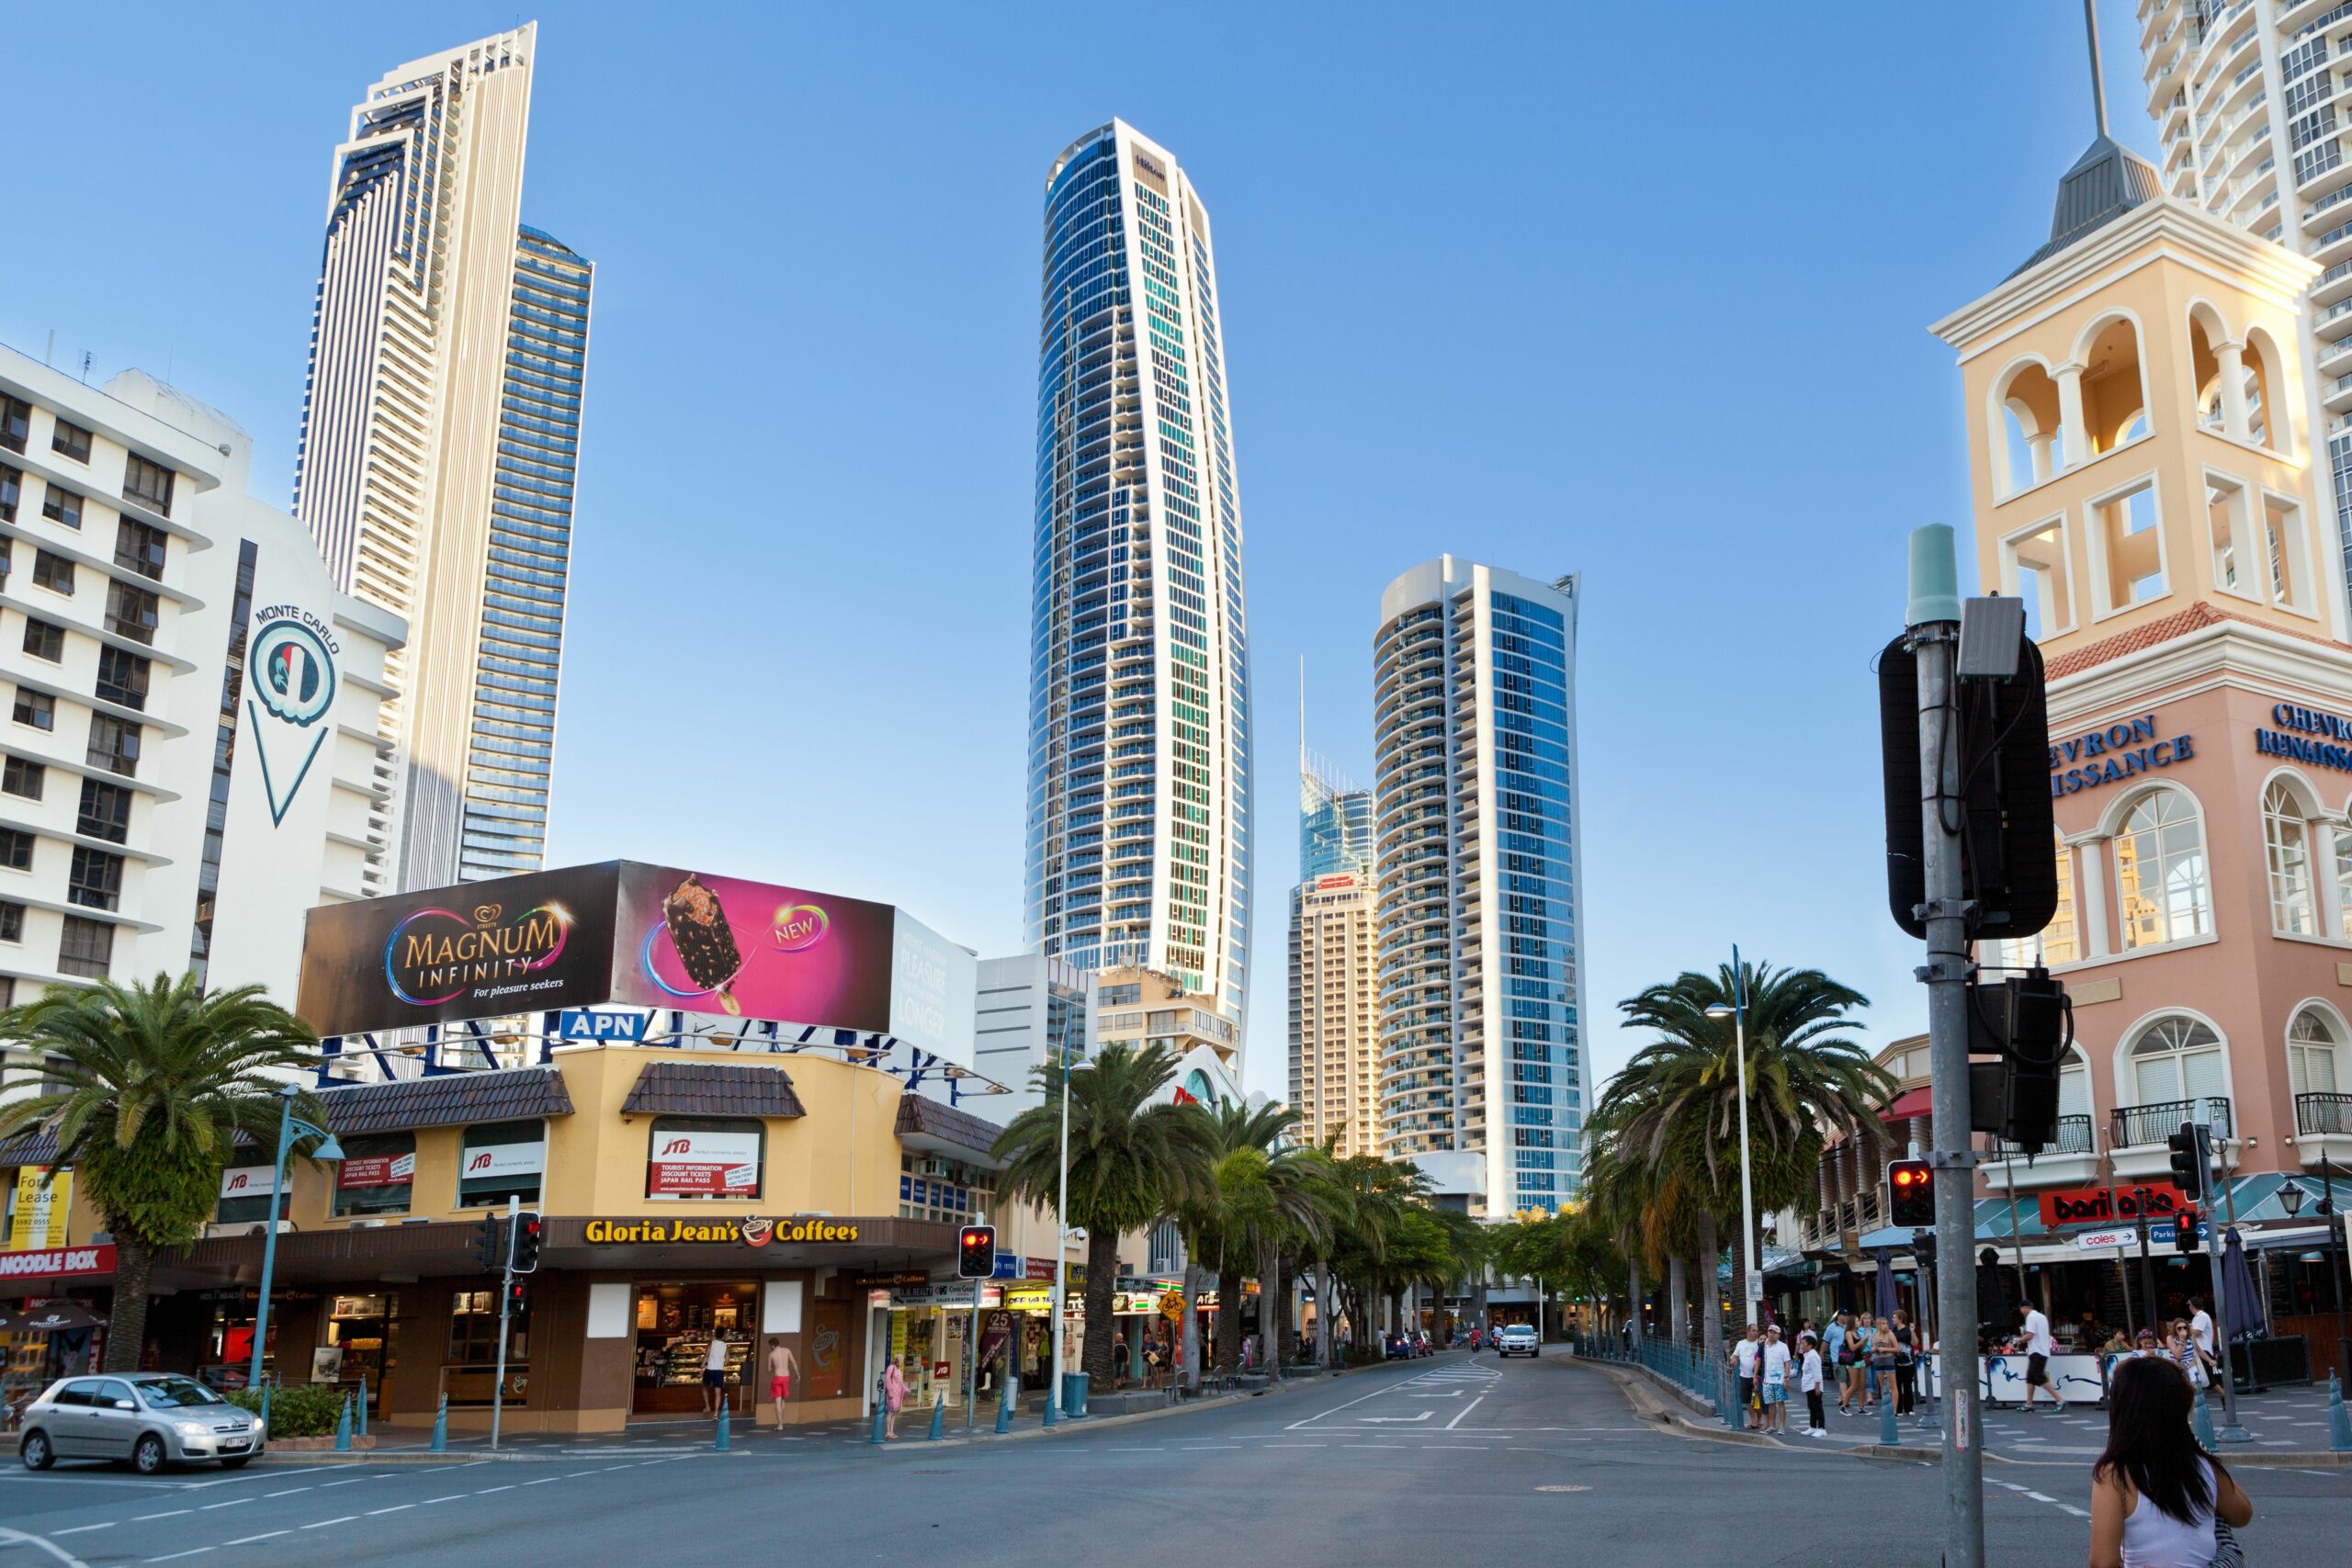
[[0, 975, 320, 1371], [990, 1042, 1216, 1385], [1318, 1153, 1424, 1359], [1173, 1101, 1332, 1374], [1589, 959, 1892, 1372]]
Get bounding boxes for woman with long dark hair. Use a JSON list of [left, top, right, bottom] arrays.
[[2088, 1356, 2251, 1568]]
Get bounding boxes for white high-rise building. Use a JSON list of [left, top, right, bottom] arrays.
[[293, 24, 590, 892], [1373, 558, 1585, 1216], [1024, 120, 1253, 1041], [2134, 0, 2352, 615]]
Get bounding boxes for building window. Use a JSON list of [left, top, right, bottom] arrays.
[[2115, 789, 2211, 949], [12, 690, 54, 732], [2263, 782, 2317, 935], [1, 756, 43, 801], [2288, 1007, 2344, 1100], [2208, 475, 2256, 601], [113, 519, 166, 581], [76, 779, 130, 844], [0, 902, 20, 942], [457, 1119, 546, 1208], [189, 540, 254, 984], [103, 581, 158, 645], [2091, 479, 2165, 612], [85, 715, 139, 777], [1999, 834, 2078, 968], [0, 829, 30, 872], [214, 1163, 289, 1226], [332, 1133, 416, 1217], [2126, 1015, 2227, 1117], [49, 420, 91, 464], [0, 397, 28, 454], [31, 551, 74, 596], [0, 464, 20, 523], [447, 1291, 528, 1366], [120, 454, 174, 515], [67, 846, 122, 911], [56, 914, 112, 978], [20, 620, 62, 663], [40, 484, 82, 530], [95, 647, 149, 710], [2002, 517, 2075, 638]]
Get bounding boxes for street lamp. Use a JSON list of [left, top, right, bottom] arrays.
[[1046, 1043, 1076, 1424], [248, 1083, 342, 1393], [2279, 1179, 2307, 1221], [1703, 943, 1760, 1330]]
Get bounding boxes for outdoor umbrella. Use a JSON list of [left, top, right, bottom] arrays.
[[0, 1306, 22, 1333], [11, 1302, 105, 1334], [1873, 1247, 1898, 1324], [2220, 1229, 2266, 1337]]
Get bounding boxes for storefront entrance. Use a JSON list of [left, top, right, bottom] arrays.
[[630, 1281, 756, 1416]]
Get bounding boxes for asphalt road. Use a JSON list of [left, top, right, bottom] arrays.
[[2, 1352, 2344, 1567]]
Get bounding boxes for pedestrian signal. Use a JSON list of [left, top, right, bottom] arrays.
[[1889, 1159, 1934, 1226]]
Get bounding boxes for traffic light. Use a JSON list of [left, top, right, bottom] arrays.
[[1889, 1159, 1934, 1226], [2000, 968, 2068, 1150], [510, 1212, 544, 1274], [2176, 1207, 2199, 1257], [505, 1278, 529, 1314], [957, 1224, 996, 1280], [2167, 1122, 2210, 1201], [472, 1215, 503, 1275]]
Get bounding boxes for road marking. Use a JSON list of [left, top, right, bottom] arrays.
[[564, 1470, 598, 1478], [524, 1477, 561, 1485], [221, 1533, 289, 1546], [1260, 1443, 1327, 1448], [263, 1488, 312, 1498], [419, 1495, 466, 1505], [475, 1484, 514, 1495], [130, 1511, 190, 1521], [141, 1551, 214, 1563], [197, 1498, 250, 1510], [1446, 1395, 1487, 1430], [318, 1477, 363, 1488], [365, 1504, 413, 1516], [300, 1516, 357, 1529], [50, 1525, 115, 1537], [1344, 1443, 1407, 1449]]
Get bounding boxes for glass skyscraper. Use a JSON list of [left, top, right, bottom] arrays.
[[1025, 120, 1254, 1032], [1373, 558, 1585, 1215], [1300, 757, 1374, 882]]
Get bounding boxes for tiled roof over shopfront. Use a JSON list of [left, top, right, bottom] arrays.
[[318, 1066, 574, 1134], [620, 1060, 806, 1117]]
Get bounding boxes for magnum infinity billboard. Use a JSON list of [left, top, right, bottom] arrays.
[[295, 861, 928, 1044]]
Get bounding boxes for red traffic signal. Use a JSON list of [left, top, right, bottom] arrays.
[[1888, 1159, 1934, 1227], [505, 1277, 528, 1314], [2176, 1206, 2199, 1256], [511, 1212, 544, 1274], [957, 1224, 997, 1280]]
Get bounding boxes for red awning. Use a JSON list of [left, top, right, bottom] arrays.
[[1878, 1086, 1932, 1122]]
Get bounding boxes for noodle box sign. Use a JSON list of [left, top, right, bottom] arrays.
[[0, 1243, 116, 1280], [582, 1216, 862, 1247]]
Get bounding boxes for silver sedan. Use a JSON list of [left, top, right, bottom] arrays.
[[17, 1372, 266, 1473]]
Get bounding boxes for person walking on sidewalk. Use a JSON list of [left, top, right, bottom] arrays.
[[763, 1337, 798, 1429], [1731, 1324, 1762, 1430], [2020, 1300, 2059, 1415], [702, 1337, 732, 1419], [880, 1359, 907, 1440], [1798, 1331, 1826, 1437], [2087, 1357, 2252, 1568]]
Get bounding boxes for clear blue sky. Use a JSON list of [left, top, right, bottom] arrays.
[[0, 2, 2153, 1101]]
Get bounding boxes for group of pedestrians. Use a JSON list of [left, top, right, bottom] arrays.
[[1728, 1309, 1928, 1435], [1725, 1322, 1829, 1437]]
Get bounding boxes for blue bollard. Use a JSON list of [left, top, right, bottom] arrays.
[[716, 1398, 730, 1451], [928, 1396, 944, 1441], [2328, 1372, 2351, 1454], [1879, 1393, 1899, 1448], [995, 1382, 1012, 1436], [429, 1393, 447, 1453], [2193, 1384, 2218, 1450], [869, 1399, 887, 1445], [258, 1381, 272, 1441], [334, 1394, 353, 1452], [355, 1376, 368, 1438]]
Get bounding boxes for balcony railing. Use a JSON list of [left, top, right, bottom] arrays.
[[2111, 1098, 2233, 1148], [2295, 1091, 2352, 1136], [1990, 1113, 2096, 1158]]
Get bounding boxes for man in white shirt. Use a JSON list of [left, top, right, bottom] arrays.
[[2020, 1303, 2057, 1413], [1731, 1325, 1761, 1429], [1758, 1325, 1792, 1434], [2189, 1298, 2215, 1359]]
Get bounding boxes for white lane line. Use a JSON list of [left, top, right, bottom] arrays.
[[130, 1510, 191, 1521], [301, 1516, 357, 1529], [221, 1531, 291, 1545], [365, 1504, 413, 1516], [2060, 1507, 2091, 1518], [564, 1471, 598, 1478], [50, 1524, 116, 1536], [198, 1498, 251, 1510], [524, 1476, 561, 1485], [141, 1551, 214, 1563], [262, 1487, 312, 1498], [1345, 1443, 1408, 1449], [419, 1495, 466, 1505], [475, 1484, 514, 1495], [1445, 1394, 1487, 1430], [318, 1477, 364, 1488], [1261, 1443, 1327, 1448]]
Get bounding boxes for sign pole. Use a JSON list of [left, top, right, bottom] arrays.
[[492, 1194, 517, 1451]]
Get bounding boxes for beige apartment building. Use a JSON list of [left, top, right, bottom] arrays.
[[1288, 872, 1380, 1157]]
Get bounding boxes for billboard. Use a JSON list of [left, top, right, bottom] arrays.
[[296, 863, 621, 1037], [645, 1127, 762, 1197], [296, 860, 973, 1059]]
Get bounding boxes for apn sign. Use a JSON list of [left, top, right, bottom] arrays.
[[556, 1010, 648, 1043]]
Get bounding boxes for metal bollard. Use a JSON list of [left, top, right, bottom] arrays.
[[429, 1393, 447, 1453], [334, 1394, 353, 1452], [928, 1395, 944, 1440], [1722, 1368, 1740, 1431], [355, 1376, 368, 1438], [2193, 1384, 2218, 1450], [1879, 1393, 1899, 1448], [869, 1399, 887, 1445], [258, 1381, 272, 1441], [716, 1398, 730, 1451], [2328, 1372, 2351, 1454], [995, 1382, 1012, 1436]]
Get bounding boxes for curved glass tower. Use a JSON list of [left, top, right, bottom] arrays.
[[1026, 120, 1253, 1036]]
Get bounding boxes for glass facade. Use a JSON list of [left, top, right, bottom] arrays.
[[1300, 763, 1373, 882], [1025, 122, 1252, 1029]]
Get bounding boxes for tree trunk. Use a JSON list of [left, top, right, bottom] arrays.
[[1628, 1251, 1644, 1345], [1697, 1209, 1724, 1389], [1473, 1264, 1489, 1337], [1668, 1255, 1689, 1343], [1315, 1264, 1332, 1366], [105, 1234, 151, 1373], [1274, 1249, 1295, 1367], [1214, 1266, 1240, 1371], [1080, 1224, 1121, 1383], [1181, 1258, 1204, 1392]]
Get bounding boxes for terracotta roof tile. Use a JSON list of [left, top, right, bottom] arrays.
[[895, 1092, 1008, 1161], [319, 1066, 574, 1135], [2045, 601, 2349, 680], [621, 1060, 805, 1118]]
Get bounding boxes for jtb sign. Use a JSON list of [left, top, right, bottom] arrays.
[[556, 1010, 648, 1043]]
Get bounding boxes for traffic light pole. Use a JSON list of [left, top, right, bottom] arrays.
[[2198, 1135, 2250, 1443], [492, 1193, 517, 1451], [1908, 528, 1984, 1568]]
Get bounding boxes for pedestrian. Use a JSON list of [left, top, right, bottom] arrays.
[[2165, 1321, 2208, 1390], [1758, 1325, 1791, 1434], [1847, 1313, 1875, 1413], [1868, 1315, 1901, 1414], [764, 1336, 798, 1430], [2019, 1298, 2058, 1415], [2187, 1296, 2217, 1384], [702, 1335, 731, 1418], [2087, 1356, 2251, 1568], [1799, 1331, 1826, 1438], [1112, 1328, 1129, 1386], [881, 1358, 907, 1440], [1731, 1323, 1761, 1430], [1892, 1309, 1917, 1416], [1824, 1313, 1849, 1413]]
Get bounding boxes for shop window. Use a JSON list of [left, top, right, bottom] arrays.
[[457, 1119, 546, 1209], [333, 1132, 416, 1217], [645, 1115, 763, 1200], [630, 1283, 753, 1414], [2114, 788, 2211, 950], [2288, 1008, 2344, 1100], [215, 1163, 289, 1225], [2263, 782, 2318, 935], [448, 1289, 529, 1368], [2092, 480, 2165, 613], [2002, 517, 2075, 638]]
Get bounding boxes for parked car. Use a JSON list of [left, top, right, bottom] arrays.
[[18, 1373, 265, 1473], [1384, 1334, 1413, 1360], [1498, 1324, 1540, 1359]]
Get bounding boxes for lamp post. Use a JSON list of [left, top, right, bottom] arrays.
[[1704, 945, 1760, 1329], [1046, 1043, 1075, 1422], [248, 1083, 343, 1393]]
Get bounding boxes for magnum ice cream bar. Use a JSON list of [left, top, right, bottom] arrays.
[[662, 874, 744, 1015]]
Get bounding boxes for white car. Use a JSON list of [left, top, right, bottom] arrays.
[[1498, 1325, 1540, 1358]]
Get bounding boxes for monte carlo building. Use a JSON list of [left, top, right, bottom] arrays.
[[1930, 117, 2347, 1336], [294, 23, 592, 892], [1024, 120, 1253, 1039], [1290, 748, 1379, 1157]]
